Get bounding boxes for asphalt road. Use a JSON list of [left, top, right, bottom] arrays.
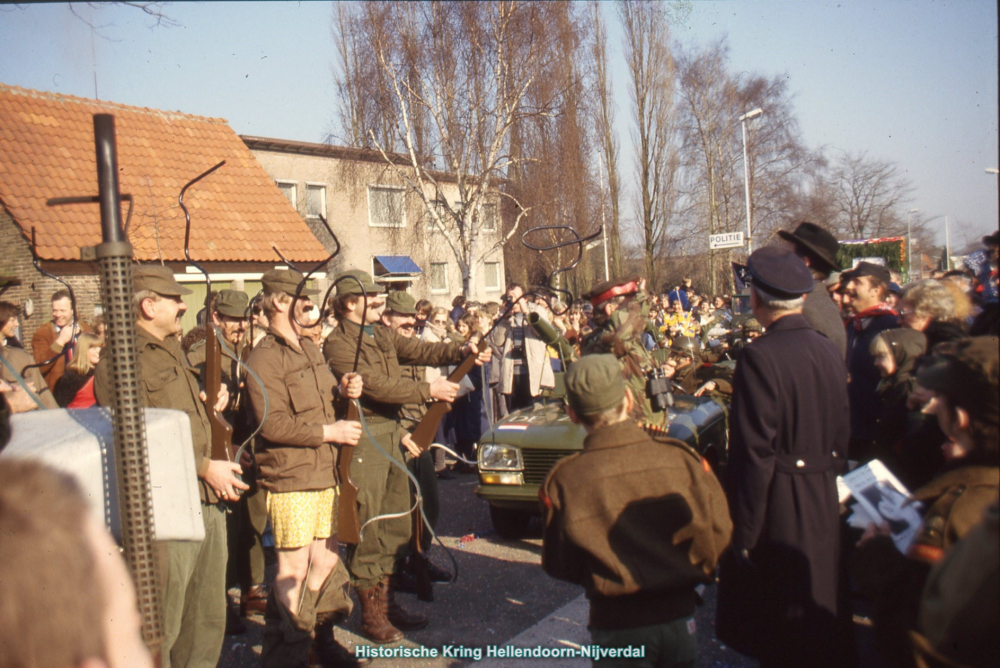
[[220, 467, 754, 667]]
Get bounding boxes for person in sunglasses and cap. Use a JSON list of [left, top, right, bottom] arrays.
[[95, 265, 248, 668], [715, 247, 854, 667]]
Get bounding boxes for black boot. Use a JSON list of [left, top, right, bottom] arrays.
[[309, 616, 368, 666], [382, 576, 428, 631]]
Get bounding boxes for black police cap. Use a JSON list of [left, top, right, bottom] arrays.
[[747, 246, 814, 299]]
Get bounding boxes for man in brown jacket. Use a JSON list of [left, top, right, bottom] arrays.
[[325, 270, 489, 643], [541, 355, 732, 667], [95, 265, 246, 668], [244, 269, 363, 667], [31, 288, 91, 391]]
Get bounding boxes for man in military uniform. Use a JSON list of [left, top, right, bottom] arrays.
[[715, 247, 853, 667], [541, 355, 732, 666], [324, 270, 490, 643], [95, 265, 247, 668], [580, 275, 667, 427], [244, 269, 364, 667], [379, 290, 451, 591], [186, 289, 269, 627]]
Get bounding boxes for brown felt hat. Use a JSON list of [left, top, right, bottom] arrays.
[[778, 222, 842, 273], [133, 265, 192, 296]]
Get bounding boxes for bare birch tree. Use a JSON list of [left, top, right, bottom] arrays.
[[333, 1, 562, 298], [829, 150, 914, 239], [618, 0, 678, 288]]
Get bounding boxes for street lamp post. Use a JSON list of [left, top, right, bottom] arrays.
[[739, 108, 763, 254], [907, 208, 918, 279]]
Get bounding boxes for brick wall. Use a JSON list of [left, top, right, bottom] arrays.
[[0, 208, 103, 346]]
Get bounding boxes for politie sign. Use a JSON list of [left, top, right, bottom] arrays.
[[709, 232, 745, 250]]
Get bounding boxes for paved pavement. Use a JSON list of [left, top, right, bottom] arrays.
[[220, 467, 755, 667]]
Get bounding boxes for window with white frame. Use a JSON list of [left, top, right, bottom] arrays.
[[368, 185, 406, 228], [276, 180, 297, 209], [430, 262, 449, 293], [305, 183, 326, 219], [484, 261, 501, 291], [480, 202, 498, 232]]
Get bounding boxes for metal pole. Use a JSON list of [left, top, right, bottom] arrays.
[[944, 215, 951, 271], [741, 118, 753, 254], [906, 209, 916, 280], [601, 223, 610, 281]]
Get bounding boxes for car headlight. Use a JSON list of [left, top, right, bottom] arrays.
[[478, 443, 523, 471]]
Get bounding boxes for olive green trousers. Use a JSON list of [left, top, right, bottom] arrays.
[[344, 420, 412, 589], [160, 502, 227, 668], [590, 616, 698, 668]]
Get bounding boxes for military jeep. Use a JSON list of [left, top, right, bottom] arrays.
[[475, 395, 729, 539]]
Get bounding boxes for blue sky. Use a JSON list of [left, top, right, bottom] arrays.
[[1, 1, 996, 247]]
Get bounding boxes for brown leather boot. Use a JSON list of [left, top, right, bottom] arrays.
[[382, 577, 428, 631], [241, 583, 268, 617], [356, 585, 403, 644]]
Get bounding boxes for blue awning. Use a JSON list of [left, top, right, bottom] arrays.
[[374, 255, 423, 276]]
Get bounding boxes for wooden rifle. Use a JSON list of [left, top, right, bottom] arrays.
[[409, 336, 489, 451], [205, 321, 234, 467]]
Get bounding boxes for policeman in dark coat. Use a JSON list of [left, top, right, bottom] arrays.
[[716, 246, 853, 667], [779, 221, 848, 358]]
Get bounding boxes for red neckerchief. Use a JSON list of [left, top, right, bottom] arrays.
[[848, 303, 897, 331]]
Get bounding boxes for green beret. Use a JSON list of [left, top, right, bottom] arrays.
[[133, 265, 192, 296], [335, 269, 385, 296], [214, 289, 249, 318], [565, 354, 626, 416], [261, 269, 318, 296], [386, 290, 416, 315]]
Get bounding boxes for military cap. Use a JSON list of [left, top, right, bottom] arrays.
[[742, 317, 763, 334], [825, 271, 842, 289], [261, 269, 318, 296], [583, 274, 641, 307], [841, 261, 891, 287], [917, 336, 999, 427], [565, 354, 626, 416], [747, 246, 814, 299], [777, 222, 841, 273], [335, 269, 386, 296], [670, 335, 702, 357], [133, 265, 192, 296], [214, 289, 249, 318], [385, 290, 416, 315]]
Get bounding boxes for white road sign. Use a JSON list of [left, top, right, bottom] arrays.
[[709, 232, 745, 250]]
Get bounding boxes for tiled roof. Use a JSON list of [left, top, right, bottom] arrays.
[[0, 84, 328, 263]]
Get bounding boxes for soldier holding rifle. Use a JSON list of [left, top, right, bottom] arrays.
[[94, 265, 246, 668], [244, 269, 364, 667], [324, 270, 490, 643]]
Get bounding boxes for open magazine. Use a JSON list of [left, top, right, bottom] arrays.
[[837, 459, 923, 553]]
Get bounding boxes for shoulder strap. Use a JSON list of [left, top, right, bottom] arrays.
[[0, 353, 46, 410]]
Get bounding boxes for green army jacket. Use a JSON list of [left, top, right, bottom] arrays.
[[581, 303, 666, 427], [94, 327, 216, 504], [0, 345, 59, 409], [541, 419, 732, 629], [245, 329, 340, 493], [324, 320, 463, 423]]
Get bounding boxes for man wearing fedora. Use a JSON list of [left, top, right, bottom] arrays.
[[715, 247, 853, 667], [95, 265, 248, 668], [779, 221, 847, 358]]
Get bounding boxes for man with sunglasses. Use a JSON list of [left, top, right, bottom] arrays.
[[325, 270, 490, 643]]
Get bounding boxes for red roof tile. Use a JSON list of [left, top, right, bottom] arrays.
[[0, 84, 327, 263]]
